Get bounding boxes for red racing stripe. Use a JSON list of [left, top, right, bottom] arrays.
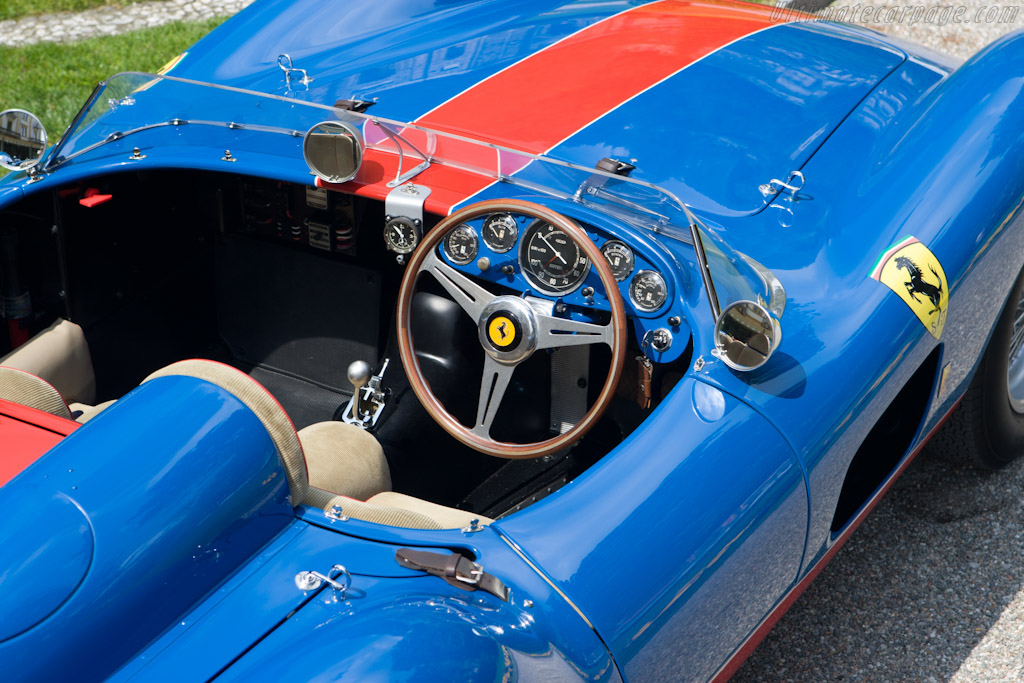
[[325, 0, 787, 215]]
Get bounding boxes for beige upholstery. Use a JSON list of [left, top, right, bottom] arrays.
[[142, 359, 488, 529], [297, 421, 391, 500], [370, 492, 492, 529], [0, 319, 96, 405], [310, 491, 493, 530], [143, 360, 309, 504], [70, 400, 117, 424], [0, 366, 72, 420]]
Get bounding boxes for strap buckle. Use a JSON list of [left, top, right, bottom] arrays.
[[395, 548, 509, 601]]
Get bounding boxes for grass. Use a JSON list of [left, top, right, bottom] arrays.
[[2, 0, 133, 22], [0, 17, 225, 140]]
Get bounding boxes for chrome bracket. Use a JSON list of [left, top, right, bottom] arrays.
[[371, 120, 431, 187], [384, 183, 431, 263], [342, 358, 391, 429], [758, 170, 805, 203], [278, 54, 313, 91], [294, 564, 351, 599], [385, 183, 430, 226]]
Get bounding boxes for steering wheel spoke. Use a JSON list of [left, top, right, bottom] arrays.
[[536, 314, 613, 350], [421, 249, 495, 320], [397, 199, 626, 459], [472, 356, 516, 438]]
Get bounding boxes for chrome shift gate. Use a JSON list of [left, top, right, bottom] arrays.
[[343, 358, 390, 429]]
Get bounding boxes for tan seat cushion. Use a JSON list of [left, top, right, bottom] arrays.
[[0, 319, 96, 405], [369, 491, 493, 529], [307, 490, 493, 530], [70, 400, 117, 424], [142, 360, 308, 504], [0, 366, 72, 420], [297, 421, 391, 501]]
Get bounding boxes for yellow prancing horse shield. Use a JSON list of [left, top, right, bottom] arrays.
[[871, 236, 948, 340], [488, 316, 516, 347]]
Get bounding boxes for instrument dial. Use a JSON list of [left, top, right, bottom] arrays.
[[630, 270, 668, 312], [482, 213, 519, 253], [601, 240, 635, 282], [383, 216, 421, 254], [520, 220, 590, 295], [443, 224, 478, 265]]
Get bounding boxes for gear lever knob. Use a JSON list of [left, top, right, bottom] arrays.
[[347, 360, 371, 391]]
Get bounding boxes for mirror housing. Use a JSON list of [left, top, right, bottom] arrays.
[[0, 109, 48, 172], [714, 300, 782, 371], [303, 120, 363, 184]]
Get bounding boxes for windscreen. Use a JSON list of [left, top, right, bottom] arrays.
[[48, 72, 780, 320]]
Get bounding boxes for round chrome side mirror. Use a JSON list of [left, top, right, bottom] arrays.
[[714, 300, 782, 371], [303, 120, 363, 184], [0, 109, 48, 172]]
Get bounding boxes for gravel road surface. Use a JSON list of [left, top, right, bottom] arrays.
[[735, 453, 1024, 681], [0, 0, 254, 47]]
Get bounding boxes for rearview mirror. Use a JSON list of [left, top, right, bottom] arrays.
[[303, 120, 363, 184], [0, 109, 48, 172], [714, 300, 781, 371]]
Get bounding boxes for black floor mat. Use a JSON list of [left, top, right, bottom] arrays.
[[246, 365, 351, 430]]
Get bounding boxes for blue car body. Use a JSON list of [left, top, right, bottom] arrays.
[[2, 1, 1024, 680]]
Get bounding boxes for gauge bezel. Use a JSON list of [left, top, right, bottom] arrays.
[[518, 219, 591, 296], [383, 216, 421, 255], [482, 213, 520, 254], [629, 269, 668, 312], [443, 224, 479, 265], [601, 239, 635, 282]]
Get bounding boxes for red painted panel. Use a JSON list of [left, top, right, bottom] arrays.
[[0, 399, 78, 487], [323, 0, 785, 214], [418, 0, 779, 153]]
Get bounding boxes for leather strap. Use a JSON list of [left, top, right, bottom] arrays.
[[395, 548, 510, 601]]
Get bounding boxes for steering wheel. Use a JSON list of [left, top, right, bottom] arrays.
[[396, 199, 627, 459]]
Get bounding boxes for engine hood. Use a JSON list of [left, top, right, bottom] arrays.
[[170, 0, 906, 217]]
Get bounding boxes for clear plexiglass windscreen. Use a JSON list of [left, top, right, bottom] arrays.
[[48, 72, 779, 319]]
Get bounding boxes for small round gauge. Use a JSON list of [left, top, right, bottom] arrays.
[[482, 213, 519, 253], [519, 220, 590, 295], [630, 270, 668, 312], [601, 240, 635, 282], [443, 224, 478, 265], [383, 216, 420, 254]]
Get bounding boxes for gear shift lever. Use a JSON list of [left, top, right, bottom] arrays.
[[347, 360, 371, 418], [343, 358, 390, 428]]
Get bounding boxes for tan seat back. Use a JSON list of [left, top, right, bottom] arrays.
[[0, 366, 72, 420], [0, 319, 95, 405]]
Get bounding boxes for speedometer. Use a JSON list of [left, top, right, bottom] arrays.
[[519, 220, 590, 295]]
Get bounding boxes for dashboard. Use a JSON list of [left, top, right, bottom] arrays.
[[431, 209, 689, 364], [236, 179, 690, 364]]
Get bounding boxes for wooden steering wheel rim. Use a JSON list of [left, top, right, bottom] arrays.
[[396, 199, 628, 459]]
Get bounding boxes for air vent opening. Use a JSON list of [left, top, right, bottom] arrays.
[[831, 345, 941, 532]]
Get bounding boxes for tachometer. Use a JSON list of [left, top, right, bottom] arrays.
[[519, 220, 590, 295], [443, 224, 478, 265], [482, 213, 519, 253], [601, 240, 634, 282]]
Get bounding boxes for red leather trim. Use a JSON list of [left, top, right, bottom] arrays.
[[712, 398, 963, 682]]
